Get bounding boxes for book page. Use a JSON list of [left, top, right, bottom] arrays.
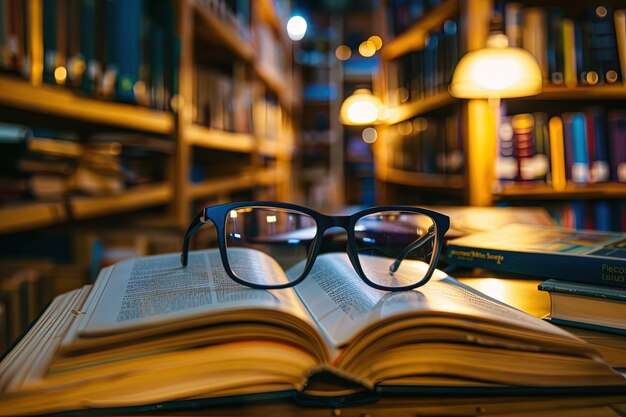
[[294, 253, 575, 348], [80, 249, 311, 336]]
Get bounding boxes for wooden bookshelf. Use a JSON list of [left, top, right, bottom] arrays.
[[495, 183, 626, 201], [185, 124, 256, 153], [384, 91, 456, 124], [70, 184, 173, 220], [382, 0, 459, 61], [0, 76, 174, 134], [193, 2, 255, 62], [0, 201, 66, 234]]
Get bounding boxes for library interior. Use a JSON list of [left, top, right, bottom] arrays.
[[1, 0, 626, 415]]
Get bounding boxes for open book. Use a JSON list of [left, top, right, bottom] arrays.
[[0, 249, 624, 415]]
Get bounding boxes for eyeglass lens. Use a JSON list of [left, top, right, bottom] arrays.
[[354, 211, 436, 288], [225, 207, 317, 286]]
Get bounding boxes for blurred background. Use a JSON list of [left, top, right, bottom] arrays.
[[0, 0, 625, 350]]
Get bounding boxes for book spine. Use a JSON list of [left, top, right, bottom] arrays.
[[562, 18, 577, 88], [512, 113, 537, 182], [588, 109, 610, 183], [615, 10, 626, 82], [570, 113, 589, 183], [548, 116, 566, 191], [608, 110, 626, 183], [588, 5, 621, 83], [522, 7, 548, 80], [547, 7, 564, 85], [445, 245, 626, 288]]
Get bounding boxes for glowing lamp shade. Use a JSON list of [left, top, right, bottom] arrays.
[[339, 89, 383, 125], [286, 16, 307, 41], [449, 34, 542, 99]]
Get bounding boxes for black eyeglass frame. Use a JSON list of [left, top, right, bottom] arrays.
[[181, 202, 450, 291]]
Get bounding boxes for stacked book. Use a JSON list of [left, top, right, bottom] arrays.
[[445, 223, 626, 335], [0, 123, 174, 204]]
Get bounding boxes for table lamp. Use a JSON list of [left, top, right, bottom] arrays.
[[447, 15, 543, 205]]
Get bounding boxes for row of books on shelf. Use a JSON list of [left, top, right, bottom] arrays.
[[500, 3, 626, 86], [444, 222, 626, 335], [0, 123, 173, 204], [549, 199, 626, 232], [386, 19, 458, 105], [385, 0, 446, 37], [192, 63, 283, 139], [192, 63, 252, 134], [0, 0, 180, 111], [389, 112, 464, 176], [496, 108, 626, 187]]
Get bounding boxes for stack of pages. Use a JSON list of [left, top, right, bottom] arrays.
[[1, 250, 624, 415]]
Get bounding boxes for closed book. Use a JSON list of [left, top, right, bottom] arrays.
[[562, 113, 575, 181], [505, 2, 523, 48], [114, 0, 142, 103], [585, 108, 610, 183], [562, 18, 577, 88], [615, 10, 626, 82], [588, 5, 621, 83], [571, 112, 589, 183], [522, 7, 548, 79], [539, 279, 626, 335], [547, 7, 564, 84], [548, 116, 566, 191], [608, 110, 626, 182], [445, 223, 626, 288]]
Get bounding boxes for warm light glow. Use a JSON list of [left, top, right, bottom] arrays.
[[339, 88, 383, 125], [358, 41, 376, 57], [362, 127, 377, 143], [230, 211, 238, 219], [286, 16, 307, 41], [54, 66, 67, 84], [368, 35, 383, 50], [266, 215, 277, 223], [449, 33, 542, 99], [335, 45, 352, 61]]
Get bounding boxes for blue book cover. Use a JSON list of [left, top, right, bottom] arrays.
[[113, 0, 143, 103], [445, 223, 626, 288], [571, 113, 589, 183]]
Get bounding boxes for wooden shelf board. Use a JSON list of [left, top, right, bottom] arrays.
[[194, 2, 255, 63], [186, 124, 255, 153], [70, 183, 173, 219], [0, 201, 66, 234], [255, 62, 293, 109], [0, 76, 174, 134], [380, 168, 465, 190], [524, 85, 626, 100], [189, 173, 255, 199], [382, 0, 459, 61], [385, 91, 455, 124], [494, 183, 626, 200]]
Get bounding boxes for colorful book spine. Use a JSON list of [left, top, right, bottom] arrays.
[[608, 111, 626, 183], [562, 18, 577, 88], [570, 113, 589, 183], [548, 116, 566, 191]]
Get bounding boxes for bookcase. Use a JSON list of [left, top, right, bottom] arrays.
[[0, 0, 296, 232], [375, 0, 626, 230], [0, 0, 296, 351]]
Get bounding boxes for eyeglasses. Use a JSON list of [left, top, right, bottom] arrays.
[[181, 202, 450, 291]]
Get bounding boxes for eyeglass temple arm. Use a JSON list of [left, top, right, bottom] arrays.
[[389, 225, 436, 274], [181, 212, 205, 267]]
